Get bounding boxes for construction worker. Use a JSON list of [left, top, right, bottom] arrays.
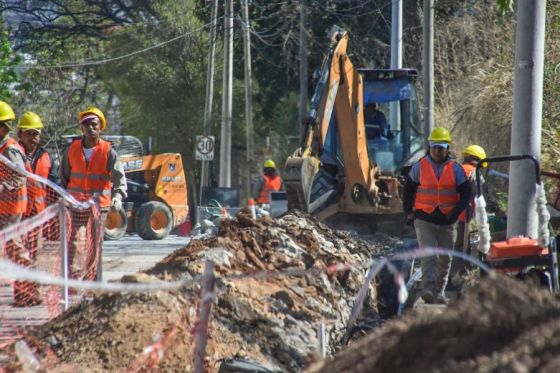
[[0, 101, 33, 307], [254, 159, 283, 205], [402, 127, 470, 304], [17, 112, 58, 215], [11, 111, 59, 306], [60, 107, 126, 281], [450, 144, 488, 282]]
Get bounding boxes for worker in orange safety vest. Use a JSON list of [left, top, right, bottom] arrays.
[[253, 159, 283, 205], [448, 144, 488, 285], [0, 101, 35, 307], [60, 107, 126, 281], [14, 112, 61, 307], [17, 112, 58, 216], [402, 127, 470, 304]]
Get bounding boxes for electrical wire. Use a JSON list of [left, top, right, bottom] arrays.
[[9, 16, 224, 70]]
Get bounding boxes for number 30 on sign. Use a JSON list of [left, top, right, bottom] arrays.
[[195, 136, 215, 161]]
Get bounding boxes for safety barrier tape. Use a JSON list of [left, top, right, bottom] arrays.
[[0, 153, 96, 209], [0, 247, 492, 296], [0, 202, 59, 247], [342, 247, 494, 344]]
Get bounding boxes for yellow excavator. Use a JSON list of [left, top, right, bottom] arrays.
[[284, 26, 424, 233]]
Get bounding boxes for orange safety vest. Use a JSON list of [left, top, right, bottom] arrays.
[[23, 148, 52, 215], [414, 157, 459, 215], [459, 163, 476, 222], [67, 139, 112, 208], [257, 174, 282, 204], [0, 138, 28, 215]]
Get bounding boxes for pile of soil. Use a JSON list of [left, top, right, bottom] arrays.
[[313, 275, 560, 373], [3, 209, 401, 371]]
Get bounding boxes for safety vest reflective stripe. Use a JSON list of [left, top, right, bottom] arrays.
[[69, 172, 111, 181], [0, 138, 27, 215], [67, 139, 112, 208], [0, 194, 27, 201], [414, 157, 459, 215], [66, 187, 111, 195], [257, 175, 282, 204], [459, 163, 476, 222], [416, 189, 458, 196]]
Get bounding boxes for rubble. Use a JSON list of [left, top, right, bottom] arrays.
[[313, 275, 560, 373], [3, 209, 399, 371]]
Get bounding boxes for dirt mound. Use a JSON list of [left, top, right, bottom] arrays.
[[5, 209, 401, 371], [315, 275, 560, 373]]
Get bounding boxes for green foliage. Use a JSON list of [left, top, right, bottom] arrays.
[[268, 92, 300, 165], [100, 1, 212, 156], [496, 0, 515, 15], [0, 31, 22, 100]]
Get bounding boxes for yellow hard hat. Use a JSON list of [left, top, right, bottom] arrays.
[[263, 159, 276, 169], [17, 112, 44, 131], [463, 144, 487, 167], [427, 127, 452, 143], [0, 101, 16, 123], [78, 107, 107, 130]]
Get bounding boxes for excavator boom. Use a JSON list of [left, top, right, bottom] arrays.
[[285, 26, 424, 234]]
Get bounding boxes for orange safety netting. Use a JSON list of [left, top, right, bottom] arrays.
[[0, 153, 102, 347]]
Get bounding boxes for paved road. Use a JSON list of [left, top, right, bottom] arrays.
[[102, 234, 189, 281]]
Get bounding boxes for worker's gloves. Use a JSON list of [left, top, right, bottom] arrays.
[[111, 194, 122, 211]]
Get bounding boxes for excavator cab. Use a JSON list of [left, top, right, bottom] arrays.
[[359, 69, 423, 175]]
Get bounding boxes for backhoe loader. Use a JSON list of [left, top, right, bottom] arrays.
[[98, 136, 189, 241], [284, 26, 424, 233]]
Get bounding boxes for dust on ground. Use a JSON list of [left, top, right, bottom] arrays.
[[2, 209, 401, 372]]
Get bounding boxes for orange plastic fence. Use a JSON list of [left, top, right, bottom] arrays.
[[0, 154, 102, 347]]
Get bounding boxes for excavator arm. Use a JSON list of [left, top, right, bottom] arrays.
[[284, 27, 380, 220]]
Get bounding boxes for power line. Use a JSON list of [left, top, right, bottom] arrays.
[[9, 17, 223, 70]]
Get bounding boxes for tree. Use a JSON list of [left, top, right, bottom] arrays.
[[0, 30, 22, 100]]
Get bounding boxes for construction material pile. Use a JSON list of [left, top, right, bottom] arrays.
[[3, 209, 401, 371], [313, 275, 560, 373]]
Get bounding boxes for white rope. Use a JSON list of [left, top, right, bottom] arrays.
[[536, 184, 551, 247], [475, 195, 491, 254], [0, 259, 202, 293]]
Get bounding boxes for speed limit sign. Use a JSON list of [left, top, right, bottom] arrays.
[[195, 135, 215, 161]]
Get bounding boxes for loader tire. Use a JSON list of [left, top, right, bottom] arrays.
[[104, 207, 127, 241], [135, 201, 173, 240]]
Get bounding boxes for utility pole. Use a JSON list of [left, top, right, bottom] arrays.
[[422, 0, 434, 134], [241, 0, 254, 194], [507, 0, 547, 238], [390, 0, 402, 131], [298, 0, 308, 136], [200, 0, 218, 201], [219, 0, 233, 188]]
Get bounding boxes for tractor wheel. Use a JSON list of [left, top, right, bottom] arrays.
[[104, 207, 127, 241], [135, 201, 173, 240]]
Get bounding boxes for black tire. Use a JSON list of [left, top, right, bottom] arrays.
[[135, 201, 173, 240], [104, 207, 128, 241]]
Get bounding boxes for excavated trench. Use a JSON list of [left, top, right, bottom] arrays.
[[4, 209, 558, 372]]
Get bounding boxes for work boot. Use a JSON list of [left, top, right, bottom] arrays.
[[419, 289, 434, 303], [434, 293, 449, 305]]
